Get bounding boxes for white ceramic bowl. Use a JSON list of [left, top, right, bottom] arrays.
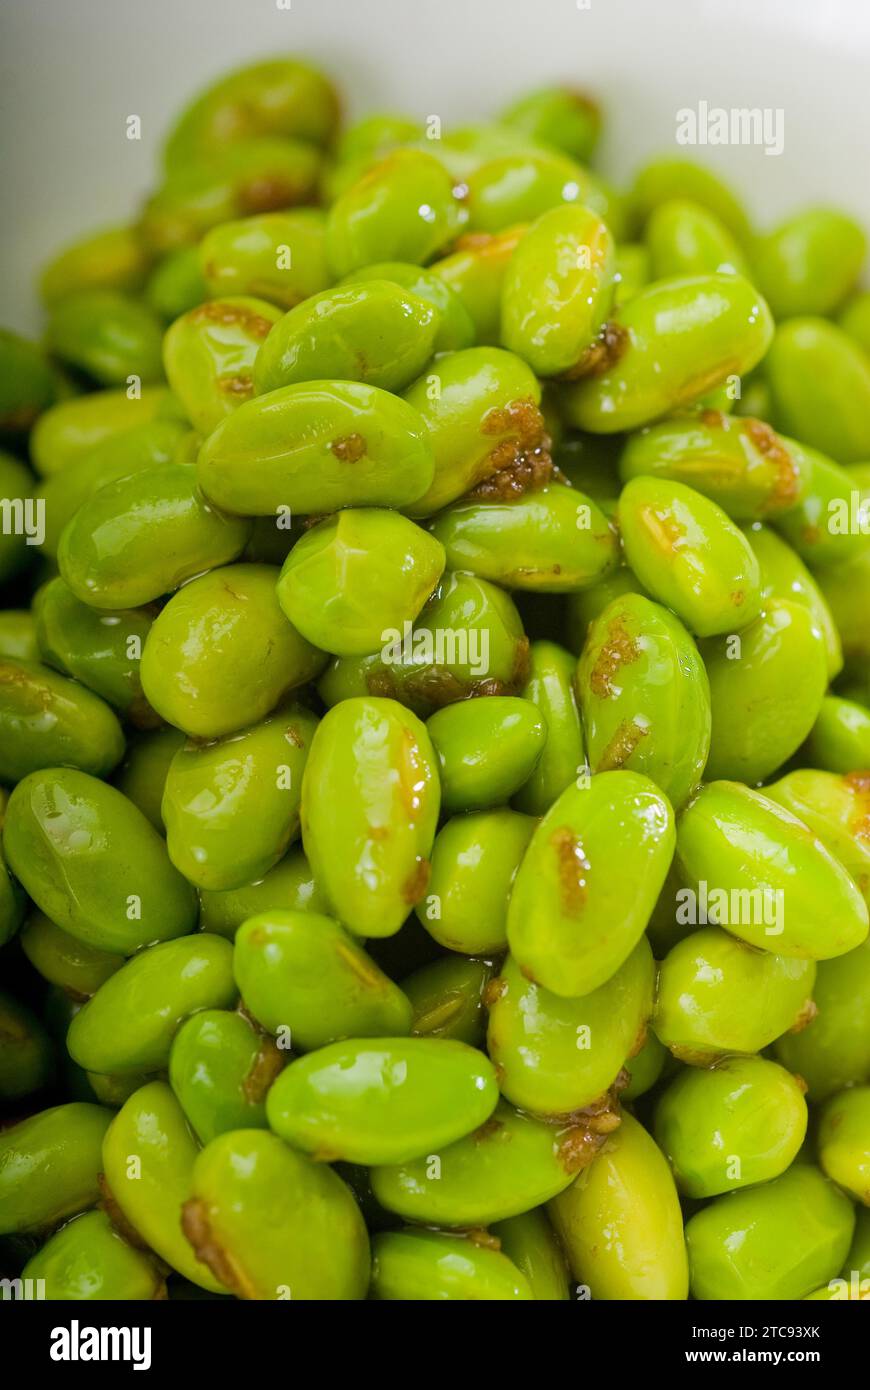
[[3, 0, 869, 330]]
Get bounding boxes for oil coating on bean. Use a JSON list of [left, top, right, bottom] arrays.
[[3, 48, 870, 1310]]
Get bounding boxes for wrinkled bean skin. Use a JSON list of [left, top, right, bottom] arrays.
[[766, 768, 870, 904], [276, 508, 445, 657], [318, 571, 529, 717], [654, 927, 817, 1064], [654, 1056, 808, 1197], [340, 261, 475, 352], [432, 227, 527, 346], [686, 1165, 855, 1301]]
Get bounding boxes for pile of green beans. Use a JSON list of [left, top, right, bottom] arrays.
[[0, 56, 869, 1303]]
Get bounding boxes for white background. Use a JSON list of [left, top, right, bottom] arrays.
[[2, 0, 869, 331]]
